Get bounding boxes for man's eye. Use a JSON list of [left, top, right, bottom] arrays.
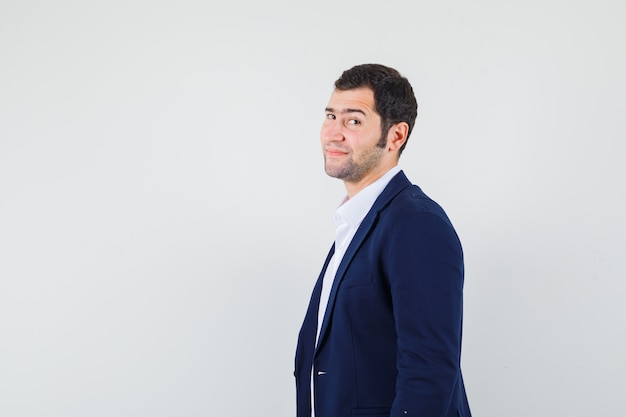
[[326, 114, 336, 120], [347, 119, 361, 125]]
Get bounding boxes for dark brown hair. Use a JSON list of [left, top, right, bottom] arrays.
[[335, 64, 418, 154]]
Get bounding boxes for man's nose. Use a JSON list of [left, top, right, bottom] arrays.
[[325, 123, 345, 142]]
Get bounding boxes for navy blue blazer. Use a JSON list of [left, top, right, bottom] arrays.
[[295, 171, 471, 417]]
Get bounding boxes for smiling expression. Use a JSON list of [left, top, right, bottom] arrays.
[[320, 87, 396, 190]]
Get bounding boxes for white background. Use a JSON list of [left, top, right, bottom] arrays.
[[1, 1, 625, 416]]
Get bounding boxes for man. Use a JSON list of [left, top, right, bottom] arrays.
[[294, 64, 472, 417]]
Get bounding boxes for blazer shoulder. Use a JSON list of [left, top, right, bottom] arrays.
[[371, 171, 457, 232], [380, 184, 464, 261], [386, 183, 455, 227]]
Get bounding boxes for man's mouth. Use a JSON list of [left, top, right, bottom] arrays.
[[325, 148, 349, 157]]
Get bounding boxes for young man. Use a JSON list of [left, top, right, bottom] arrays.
[[294, 64, 471, 417]]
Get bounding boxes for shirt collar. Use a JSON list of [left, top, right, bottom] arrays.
[[333, 166, 402, 229]]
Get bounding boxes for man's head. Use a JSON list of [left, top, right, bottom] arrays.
[[334, 64, 418, 155], [320, 64, 418, 196]]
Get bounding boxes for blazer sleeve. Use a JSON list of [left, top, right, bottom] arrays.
[[383, 208, 465, 416]]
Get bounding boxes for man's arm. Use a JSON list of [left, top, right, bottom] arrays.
[[385, 209, 465, 416]]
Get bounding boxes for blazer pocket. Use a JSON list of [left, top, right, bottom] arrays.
[[340, 272, 373, 289], [351, 407, 391, 416]]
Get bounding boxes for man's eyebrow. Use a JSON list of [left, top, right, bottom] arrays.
[[325, 107, 367, 116]]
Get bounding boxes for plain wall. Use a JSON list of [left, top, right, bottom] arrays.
[[1, 1, 625, 416]]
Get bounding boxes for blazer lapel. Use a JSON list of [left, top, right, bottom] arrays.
[[315, 171, 412, 352]]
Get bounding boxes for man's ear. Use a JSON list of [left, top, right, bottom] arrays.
[[387, 122, 409, 152]]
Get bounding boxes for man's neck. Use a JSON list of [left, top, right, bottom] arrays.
[[343, 162, 398, 199]]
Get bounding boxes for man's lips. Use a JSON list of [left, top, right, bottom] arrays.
[[325, 148, 349, 157]]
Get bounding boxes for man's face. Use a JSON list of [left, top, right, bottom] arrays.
[[320, 87, 387, 183]]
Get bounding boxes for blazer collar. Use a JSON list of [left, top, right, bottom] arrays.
[[315, 170, 412, 351]]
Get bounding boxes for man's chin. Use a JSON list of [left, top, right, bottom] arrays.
[[324, 164, 347, 180], [325, 171, 344, 180]]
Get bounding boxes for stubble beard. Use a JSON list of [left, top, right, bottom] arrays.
[[324, 141, 386, 183]]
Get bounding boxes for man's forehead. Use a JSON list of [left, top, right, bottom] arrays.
[[326, 88, 376, 114]]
